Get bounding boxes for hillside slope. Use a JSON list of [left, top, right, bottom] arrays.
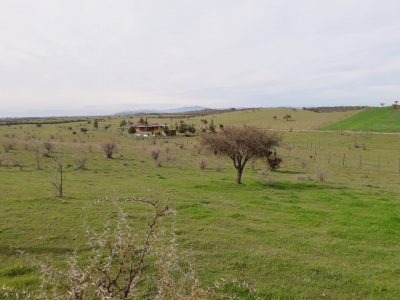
[[151, 108, 359, 131], [320, 107, 400, 132]]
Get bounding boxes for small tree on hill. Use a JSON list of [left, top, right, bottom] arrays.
[[283, 114, 292, 122], [201, 126, 281, 184], [120, 119, 127, 128], [52, 157, 64, 198], [209, 120, 216, 133], [93, 119, 99, 129]]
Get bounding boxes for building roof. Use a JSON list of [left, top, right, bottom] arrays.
[[133, 123, 166, 128]]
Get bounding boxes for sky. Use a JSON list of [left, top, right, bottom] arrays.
[[1, 0, 400, 117]]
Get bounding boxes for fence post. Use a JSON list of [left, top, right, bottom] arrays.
[[342, 153, 346, 167]]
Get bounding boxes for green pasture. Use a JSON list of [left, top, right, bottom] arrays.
[[321, 107, 400, 132], [0, 109, 400, 299]]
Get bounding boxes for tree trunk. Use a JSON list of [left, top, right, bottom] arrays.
[[236, 167, 243, 184]]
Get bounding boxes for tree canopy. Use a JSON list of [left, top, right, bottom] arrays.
[[201, 125, 281, 184]]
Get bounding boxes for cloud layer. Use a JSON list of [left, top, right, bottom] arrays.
[[1, 0, 400, 116]]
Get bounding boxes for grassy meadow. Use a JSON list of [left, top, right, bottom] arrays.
[[321, 107, 400, 132], [1, 108, 400, 299]]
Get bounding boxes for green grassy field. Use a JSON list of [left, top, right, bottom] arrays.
[[320, 107, 400, 132], [1, 109, 400, 299]]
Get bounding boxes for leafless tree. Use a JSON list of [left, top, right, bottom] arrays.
[[43, 141, 53, 157], [34, 146, 41, 170], [52, 157, 64, 198], [201, 126, 281, 184], [101, 141, 117, 158], [151, 146, 161, 166]]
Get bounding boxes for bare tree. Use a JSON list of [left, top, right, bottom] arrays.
[[101, 141, 117, 158], [151, 146, 161, 166], [34, 146, 41, 170], [43, 141, 53, 157], [201, 126, 281, 184], [73, 156, 88, 170], [52, 158, 64, 198]]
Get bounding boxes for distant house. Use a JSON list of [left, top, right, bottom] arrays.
[[133, 123, 166, 134]]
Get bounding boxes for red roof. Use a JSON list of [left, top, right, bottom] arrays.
[[133, 123, 166, 128]]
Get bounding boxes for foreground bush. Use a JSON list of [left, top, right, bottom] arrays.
[[1, 197, 261, 299]]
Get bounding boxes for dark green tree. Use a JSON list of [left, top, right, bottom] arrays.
[[128, 126, 136, 135]]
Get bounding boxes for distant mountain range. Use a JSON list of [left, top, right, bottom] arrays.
[[114, 106, 210, 116]]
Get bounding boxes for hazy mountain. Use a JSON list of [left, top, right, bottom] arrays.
[[114, 106, 209, 115]]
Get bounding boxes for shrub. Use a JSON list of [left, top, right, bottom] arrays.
[[2, 143, 12, 153], [266, 150, 282, 170], [42, 142, 53, 157], [34, 147, 41, 170], [101, 141, 117, 158], [315, 169, 327, 182], [11, 159, 23, 171], [1, 198, 260, 299], [199, 157, 207, 170], [128, 126, 136, 135], [151, 146, 161, 166], [73, 156, 88, 170]]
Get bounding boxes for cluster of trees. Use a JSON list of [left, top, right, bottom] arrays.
[[200, 119, 221, 133], [176, 120, 196, 135], [273, 114, 292, 121]]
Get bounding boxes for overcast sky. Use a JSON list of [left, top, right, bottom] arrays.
[[1, 0, 400, 117]]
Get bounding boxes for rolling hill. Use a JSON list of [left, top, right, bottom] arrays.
[[148, 108, 360, 131], [320, 107, 400, 132]]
